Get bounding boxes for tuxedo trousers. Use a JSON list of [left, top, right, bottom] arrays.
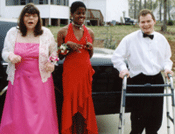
[[127, 73, 164, 134]]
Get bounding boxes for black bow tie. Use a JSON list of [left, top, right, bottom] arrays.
[[143, 33, 154, 39]]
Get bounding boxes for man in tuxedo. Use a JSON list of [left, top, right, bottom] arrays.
[[112, 9, 174, 134]]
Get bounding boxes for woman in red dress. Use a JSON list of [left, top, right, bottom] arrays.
[[57, 1, 98, 134]]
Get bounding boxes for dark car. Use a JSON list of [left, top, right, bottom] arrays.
[[124, 17, 135, 25], [0, 21, 131, 127], [0, 21, 18, 119]]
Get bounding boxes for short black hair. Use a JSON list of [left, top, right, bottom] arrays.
[[70, 1, 86, 14]]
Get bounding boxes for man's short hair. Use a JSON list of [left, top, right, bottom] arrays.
[[138, 9, 155, 22]]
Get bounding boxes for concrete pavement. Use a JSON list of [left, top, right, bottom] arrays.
[[96, 94, 174, 134]]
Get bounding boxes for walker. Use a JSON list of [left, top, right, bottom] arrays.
[[118, 74, 175, 134]]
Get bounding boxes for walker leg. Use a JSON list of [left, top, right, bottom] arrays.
[[118, 105, 122, 133], [118, 94, 126, 134], [118, 76, 127, 134], [171, 89, 175, 134], [166, 78, 171, 134]]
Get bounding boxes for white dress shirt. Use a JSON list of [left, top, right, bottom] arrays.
[[111, 30, 173, 78]]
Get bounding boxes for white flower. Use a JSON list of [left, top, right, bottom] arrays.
[[58, 44, 69, 55]]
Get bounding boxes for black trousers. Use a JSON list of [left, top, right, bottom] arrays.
[[127, 73, 164, 134]]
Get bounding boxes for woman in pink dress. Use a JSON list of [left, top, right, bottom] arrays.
[[0, 3, 59, 134], [57, 1, 98, 134]]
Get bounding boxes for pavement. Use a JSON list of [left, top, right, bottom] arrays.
[[96, 91, 174, 134]]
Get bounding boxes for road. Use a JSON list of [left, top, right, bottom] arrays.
[[96, 95, 174, 134]]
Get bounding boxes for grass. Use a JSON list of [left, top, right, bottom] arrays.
[[48, 24, 175, 70], [48, 24, 175, 47], [89, 25, 175, 43]]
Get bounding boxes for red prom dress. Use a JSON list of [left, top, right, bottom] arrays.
[[0, 42, 59, 134], [61, 23, 98, 134]]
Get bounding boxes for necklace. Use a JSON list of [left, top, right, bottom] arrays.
[[72, 22, 83, 30]]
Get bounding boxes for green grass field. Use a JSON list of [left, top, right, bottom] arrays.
[[48, 25, 175, 48], [48, 24, 175, 70]]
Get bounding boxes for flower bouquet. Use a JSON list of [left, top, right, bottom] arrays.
[[58, 43, 70, 60], [48, 54, 59, 65]]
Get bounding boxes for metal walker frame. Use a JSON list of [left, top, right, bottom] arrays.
[[118, 74, 175, 134]]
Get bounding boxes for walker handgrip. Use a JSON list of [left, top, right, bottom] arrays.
[[124, 75, 128, 78], [122, 75, 127, 90], [167, 73, 174, 89], [168, 74, 172, 78]]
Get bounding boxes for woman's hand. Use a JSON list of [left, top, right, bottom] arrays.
[[84, 38, 93, 58], [45, 62, 55, 73], [8, 53, 21, 64], [84, 41, 93, 51], [66, 41, 82, 53]]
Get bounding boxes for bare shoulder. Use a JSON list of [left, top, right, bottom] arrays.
[[57, 25, 68, 45], [57, 25, 68, 37], [87, 27, 94, 35], [87, 27, 94, 40]]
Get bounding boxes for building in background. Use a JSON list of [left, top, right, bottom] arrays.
[[78, 0, 129, 25], [0, 0, 69, 26], [0, 0, 129, 26], [170, 7, 175, 20], [153, 2, 175, 21]]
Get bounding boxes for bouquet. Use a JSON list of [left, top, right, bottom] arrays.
[[58, 43, 70, 55], [48, 54, 59, 65], [58, 44, 70, 60]]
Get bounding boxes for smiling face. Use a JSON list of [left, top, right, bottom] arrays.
[[72, 7, 86, 25], [23, 13, 38, 31], [139, 14, 156, 34], [18, 3, 43, 36]]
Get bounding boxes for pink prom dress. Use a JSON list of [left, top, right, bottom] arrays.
[[0, 42, 59, 134]]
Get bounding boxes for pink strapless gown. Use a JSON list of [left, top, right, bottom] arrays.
[[0, 42, 59, 134]]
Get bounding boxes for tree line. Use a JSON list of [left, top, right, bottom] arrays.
[[129, 0, 175, 31]]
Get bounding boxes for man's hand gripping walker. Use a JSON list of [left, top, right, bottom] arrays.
[[118, 74, 175, 134]]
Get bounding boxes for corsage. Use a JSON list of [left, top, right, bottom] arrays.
[[58, 43, 70, 55], [48, 54, 59, 66]]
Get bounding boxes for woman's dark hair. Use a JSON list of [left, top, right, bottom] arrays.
[[18, 3, 43, 36], [70, 1, 86, 14]]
